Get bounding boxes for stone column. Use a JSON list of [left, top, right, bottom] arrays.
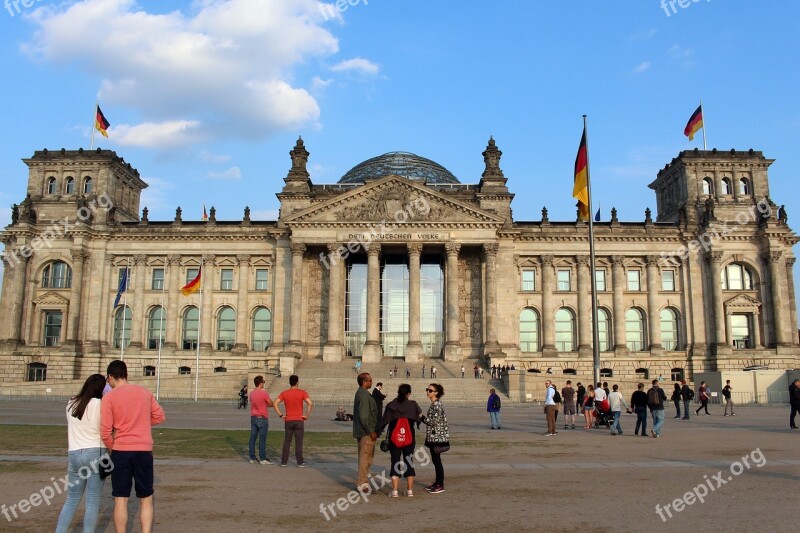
[[362, 244, 383, 363], [164, 255, 181, 349], [611, 255, 628, 355], [405, 243, 424, 363], [64, 249, 89, 351], [541, 255, 557, 357], [233, 254, 251, 354], [323, 244, 345, 362], [443, 242, 462, 362], [288, 244, 305, 352], [576, 255, 591, 357], [129, 254, 147, 348], [8, 253, 31, 346], [646, 255, 663, 353], [200, 254, 215, 352], [706, 251, 728, 352], [97, 256, 115, 350], [482, 243, 502, 358], [767, 250, 790, 347], [0, 256, 13, 342], [787, 257, 798, 345]]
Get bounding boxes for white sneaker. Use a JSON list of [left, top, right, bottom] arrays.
[[388, 490, 399, 498]]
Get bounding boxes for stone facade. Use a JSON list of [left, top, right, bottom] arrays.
[[0, 141, 798, 393]]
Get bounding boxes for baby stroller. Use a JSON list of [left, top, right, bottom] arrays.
[[593, 400, 613, 429]]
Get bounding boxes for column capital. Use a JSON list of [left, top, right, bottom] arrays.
[[482, 242, 499, 257], [290, 243, 306, 255], [70, 248, 90, 263], [575, 255, 590, 268], [407, 243, 423, 256], [646, 255, 661, 267], [540, 254, 554, 267], [787, 256, 797, 269], [326, 243, 342, 255], [445, 242, 461, 256], [366, 244, 381, 257], [611, 255, 626, 267], [201, 254, 216, 265], [764, 250, 783, 263], [705, 250, 724, 264], [235, 254, 251, 266], [167, 254, 181, 266], [132, 254, 147, 265]]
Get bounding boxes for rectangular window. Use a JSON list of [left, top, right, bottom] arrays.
[[557, 269, 571, 291], [662, 270, 675, 291], [595, 270, 606, 292], [730, 314, 752, 349], [627, 270, 641, 291], [151, 268, 164, 290], [186, 268, 199, 285], [220, 269, 233, 290], [521, 269, 535, 291], [44, 311, 62, 347], [255, 269, 269, 291]]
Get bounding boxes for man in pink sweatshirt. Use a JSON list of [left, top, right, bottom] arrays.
[[101, 360, 165, 533]]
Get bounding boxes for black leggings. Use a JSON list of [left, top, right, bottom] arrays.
[[389, 445, 415, 478], [427, 445, 444, 486], [696, 399, 709, 414]]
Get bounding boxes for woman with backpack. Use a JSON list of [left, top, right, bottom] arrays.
[[377, 383, 422, 497], [671, 383, 682, 419], [422, 383, 449, 494]]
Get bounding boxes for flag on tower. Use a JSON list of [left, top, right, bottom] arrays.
[[684, 105, 704, 141], [95, 105, 111, 138], [573, 126, 590, 221]]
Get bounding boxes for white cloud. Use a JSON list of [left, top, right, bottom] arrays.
[[207, 167, 242, 180], [200, 151, 231, 164], [110, 120, 205, 148], [330, 57, 380, 75], [630, 29, 657, 42], [633, 61, 651, 74], [668, 44, 695, 68], [22, 0, 348, 145], [311, 76, 334, 92]]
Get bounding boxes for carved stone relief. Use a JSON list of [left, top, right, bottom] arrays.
[[305, 256, 328, 344], [459, 254, 483, 345]]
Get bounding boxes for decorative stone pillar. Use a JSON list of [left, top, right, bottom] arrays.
[[164, 255, 181, 349], [482, 243, 502, 357], [576, 255, 591, 357], [646, 255, 663, 353], [323, 244, 345, 362], [706, 251, 728, 352], [787, 257, 798, 346], [200, 254, 215, 352], [611, 256, 628, 355], [405, 243, 424, 363], [767, 250, 790, 347], [288, 244, 305, 352], [97, 256, 115, 350], [64, 248, 90, 351], [541, 255, 557, 357], [129, 254, 147, 348], [443, 242, 462, 362], [233, 255, 251, 354], [362, 244, 383, 363]]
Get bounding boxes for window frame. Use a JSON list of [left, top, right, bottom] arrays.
[[556, 269, 572, 292], [255, 269, 269, 291], [627, 270, 641, 291], [151, 268, 165, 291], [661, 269, 675, 292], [220, 269, 234, 291], [521, 269, 536, 291]]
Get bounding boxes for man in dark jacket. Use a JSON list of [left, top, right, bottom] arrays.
[[680, 380, 693, 420], [487, 388, 502, 429], [372, 382, 387, 418], [353, 373, 378, 491], [790, 378, 800, 429]]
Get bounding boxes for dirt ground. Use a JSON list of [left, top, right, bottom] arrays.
[[1, 402, 798, 532]]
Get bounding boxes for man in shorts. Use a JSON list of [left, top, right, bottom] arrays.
[[561, 380, 577, 429], [101, 360, 165, 533]]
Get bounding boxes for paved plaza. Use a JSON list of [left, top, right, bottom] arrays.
[[1, 400, 798, 532]]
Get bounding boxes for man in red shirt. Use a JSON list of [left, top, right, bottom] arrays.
[[249, 375, 273, 465], [101, 360, 165, 533], [273, 375, 313, 467]]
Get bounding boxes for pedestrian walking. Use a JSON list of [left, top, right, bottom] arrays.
[[647, 380, 667, 438], [274, 375, 313, 467], [423, 383, 449, 494], [790, 378, 800, 429], [630, 383, 648, 436], [461, 365, 465, 379], [695, 381, 711, 415], [608, 384, 630, 436], [487, 388, 502, 429], [722, 380, 735, 416]]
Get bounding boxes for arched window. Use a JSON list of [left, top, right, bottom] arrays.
[[563, 368, 577, 375], [519, 308, 540, 352], [597, 308, 611, 352], [179, 366, 192, 375], [42, 261, 72, 289], [182, 307, 199, 350], [625, 308, 646, 351], [702, 177, 713, 196], [660, 308, 679, 350], [113, 306, 132, 349], [47, 176, 58, 195], [600, 368, 614, 378], [554, 308, 575, 352], [721, 263, 754, 290], [147, 307, 166, 350], [214, 366, 227, 373], [217, 306, 236, 350], [721, 178, 732, 195], [27, 362, 47, 382], [739, 178, 750, 195], [64, 177, 75, 194], [635, 368, 649, 379], [251, 307, 272, 351], [83, 177, 93, 194]]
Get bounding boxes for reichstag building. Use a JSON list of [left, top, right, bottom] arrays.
[[0, 138, 797, 389]]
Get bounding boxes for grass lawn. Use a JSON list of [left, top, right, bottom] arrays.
[[0, 425, 354, 460]]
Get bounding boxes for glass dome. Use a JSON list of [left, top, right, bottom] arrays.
[[338, 151, 459, 184]]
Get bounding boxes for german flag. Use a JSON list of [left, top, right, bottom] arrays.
[[684, 105, 703, 141], [95, 105, 111, 138], [181, 267, 202, 296], [573, 125, 590, 221]]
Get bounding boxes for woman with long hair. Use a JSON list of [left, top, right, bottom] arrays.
[[583, 384, 595, 429], [56, 374, 107, 533], [671, 383, 682, 419], [422, 383, 449, 494], [376, 383, 422, 497]]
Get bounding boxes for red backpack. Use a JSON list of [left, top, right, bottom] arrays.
[[390, 417, 412, 448]]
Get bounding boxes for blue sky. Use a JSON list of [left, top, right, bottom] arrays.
[[1, 0, 799, 303]]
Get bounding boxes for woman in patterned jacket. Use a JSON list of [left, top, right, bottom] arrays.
[[422, 383, 449, 494]]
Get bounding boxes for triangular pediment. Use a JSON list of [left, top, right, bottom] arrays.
[[33, 291, 70, 306], [724, 294, 761, 309], [283, 176, 504, 225]]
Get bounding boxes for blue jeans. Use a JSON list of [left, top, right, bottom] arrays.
[[489, 411, 501, 428], [682, 400, 690, 419], [651, 409, 665, 436], [249, 417, 269, 461], [55, 447, 105, 533], [612, 411, 623, 434], [635, 406, 648, 435]]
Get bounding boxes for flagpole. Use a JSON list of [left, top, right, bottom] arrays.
[[700, 100, 707, 150], [195, 266, 202, 402], [90, 102, 97, 150], [583, 115, 601, 386], [121, 257, 131, 361], [156, 257, 166, 401]]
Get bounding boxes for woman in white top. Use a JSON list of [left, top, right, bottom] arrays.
[[55, 374, 107, 533]]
